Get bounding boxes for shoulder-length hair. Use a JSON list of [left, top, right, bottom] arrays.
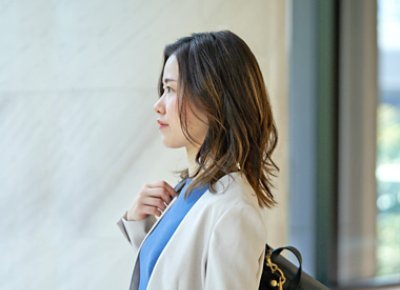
[[158, 30, 279, 208]]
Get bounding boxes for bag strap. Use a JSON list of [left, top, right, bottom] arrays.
[[270, 246, 303, 288]]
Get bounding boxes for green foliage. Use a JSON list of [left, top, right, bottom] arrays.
[[377, 213, 400, 276], [376, 103, 400, 276]]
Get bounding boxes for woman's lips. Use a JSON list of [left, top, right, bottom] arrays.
[[157, 120, 169, 129]]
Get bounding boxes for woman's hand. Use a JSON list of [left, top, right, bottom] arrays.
[[126, 180, 177, 221]]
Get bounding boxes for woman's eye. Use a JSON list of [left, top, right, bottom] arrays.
[[165, 87, 172, 94]]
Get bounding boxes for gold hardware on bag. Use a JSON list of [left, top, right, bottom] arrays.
[[266, 250, 286, 290]]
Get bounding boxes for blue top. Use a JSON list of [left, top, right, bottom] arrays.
[[138, 179, 208, 290]]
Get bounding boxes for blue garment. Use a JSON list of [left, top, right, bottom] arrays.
[[138, 179, 208, 290]]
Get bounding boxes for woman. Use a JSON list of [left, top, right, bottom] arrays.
[[116, 30, 279, 290]]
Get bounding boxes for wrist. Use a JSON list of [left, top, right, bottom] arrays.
[[125, 210, 137, 221]]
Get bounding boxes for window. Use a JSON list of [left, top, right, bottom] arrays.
[[376, 0, 400, 278], [289, 1, 400, 287]]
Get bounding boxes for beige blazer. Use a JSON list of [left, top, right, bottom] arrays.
[[116, 171, 268, 290]]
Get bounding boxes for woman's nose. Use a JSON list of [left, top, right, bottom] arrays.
[[153, 96, 165, 114]]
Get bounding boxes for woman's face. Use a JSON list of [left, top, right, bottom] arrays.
[[154, 54, 209, 151]]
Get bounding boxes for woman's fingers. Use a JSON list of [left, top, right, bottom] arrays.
[[141, 196, 167, 212], [144, 181, 178, 204], [127, 180, 178, 221], [147, 180, 177, 198], [140, 205, 163, 217], [144, 187, 173, 204]]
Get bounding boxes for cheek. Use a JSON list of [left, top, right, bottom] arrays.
[[168, 97, 182, 125], [186, 112, 209, 141]]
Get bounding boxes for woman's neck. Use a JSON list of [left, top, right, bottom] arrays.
[[186, 145, 200, 176]]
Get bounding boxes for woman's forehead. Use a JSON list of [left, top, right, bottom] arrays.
[[163, 55, 179, 83]]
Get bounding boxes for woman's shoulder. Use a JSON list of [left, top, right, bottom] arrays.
[[200, 171, 268, 238], [203, 171, 266, 217], [211, 171, 258, 203]]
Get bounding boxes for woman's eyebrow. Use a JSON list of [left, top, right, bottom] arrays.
[[163, 78, 177, 84]]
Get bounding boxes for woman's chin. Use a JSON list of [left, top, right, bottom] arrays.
[[162, 139, 183, 149]]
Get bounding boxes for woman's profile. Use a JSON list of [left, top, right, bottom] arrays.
[[117, 30, 279, 290]]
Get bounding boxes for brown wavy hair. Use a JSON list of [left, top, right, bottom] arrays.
[[158, 30, 279, 208]]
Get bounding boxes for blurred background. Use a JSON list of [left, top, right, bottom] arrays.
[[0, 0, 398, 289]]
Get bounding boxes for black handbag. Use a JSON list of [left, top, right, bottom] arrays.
[[259, 244, 330, 290]]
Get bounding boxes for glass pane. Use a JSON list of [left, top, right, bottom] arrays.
[[376, 0, 400, 278]]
